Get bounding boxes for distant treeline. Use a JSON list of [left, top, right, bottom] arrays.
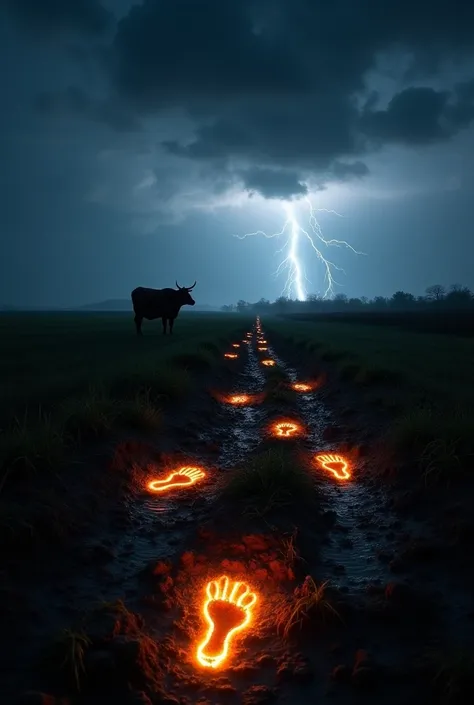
[[221, 284, 474, 336]]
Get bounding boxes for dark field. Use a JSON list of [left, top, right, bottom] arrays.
[[268, 318, 474, 410], [282, 309, 474, 337], [1, 312, 473, 705], [267, 317, 474, 483], [0, 311, 244, 422]]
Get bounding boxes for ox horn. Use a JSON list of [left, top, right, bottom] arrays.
[[186, 281, 197, 290], [175, 280, 182, 289]]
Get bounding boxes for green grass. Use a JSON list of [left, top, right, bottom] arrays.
[[262, 364, 288, 384], [223, 447, 318, 517], [388, 408, 474, 483], [48, 628, 91, 692], [427, 647, 474, 704], [110, 366, 191, 401], [265, 320, 474, 482], [59, 387, 163, 441], [264, 379, 297, 405], [170, 346, 219, 371], [0, 312, 251, 493], [0, 312, 248, 422], [276, 576, 342, 638], [268, 321, 474, 406], [0, 411, 66, 494]]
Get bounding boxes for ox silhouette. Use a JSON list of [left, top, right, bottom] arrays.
[[131, 281, 196, 335]]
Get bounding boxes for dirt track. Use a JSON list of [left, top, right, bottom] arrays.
[[3, 319, 473, 705]]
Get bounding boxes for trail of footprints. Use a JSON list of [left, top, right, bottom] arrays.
[[146, 317, 352, 670]]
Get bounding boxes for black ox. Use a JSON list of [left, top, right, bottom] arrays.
[[131, 281, 196, 335]]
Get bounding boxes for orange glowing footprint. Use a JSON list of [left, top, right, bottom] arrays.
[[196, 575, 257, 669], [273, 421, 300, 438], [228, 394, 250, 405], [147, 466, 205, 493], [292, 382, 312, 393], [315, 454, 351, 481]]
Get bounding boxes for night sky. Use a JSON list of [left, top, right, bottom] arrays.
[[1, 0, 474, 307]]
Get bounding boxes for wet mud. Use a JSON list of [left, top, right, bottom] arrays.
[[268, 343, 399, 593], [198, 341, 267, 467], [267, 328, 474, 676], [2, 320, 473, 705]]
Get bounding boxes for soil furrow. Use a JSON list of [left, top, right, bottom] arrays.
[[266, 336, 400, 593]]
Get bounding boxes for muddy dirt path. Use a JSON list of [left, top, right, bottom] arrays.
[[104, 339, 269, 600], [5, 321, 473, 705], [267, 342, 401, 593], [265, 338, 441, 601], [2, 331, 272, 703], [267, 326, 474, 668]]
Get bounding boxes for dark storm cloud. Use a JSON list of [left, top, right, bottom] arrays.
[[162, 92, 361, 178], [447, 79, 474, 131], [361, 81, 474, 146], [4, 0, 112, 36], [10, 0, 474, 199], [239, 167, 308, 200], [362, 87, 451, 145], [110, 0, 474, 108], [330, 161, 370, 181], [112, 0, 306, 107], [99, 0, 474, 195], [35, 86, 140, 132]]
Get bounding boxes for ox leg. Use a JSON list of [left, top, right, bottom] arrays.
[[134, 315, 143, 336], [169, 317, 175, 334], [161, 316, 167, 334]]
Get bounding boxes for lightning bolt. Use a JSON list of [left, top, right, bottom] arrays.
[[234, 196, 365, 300]]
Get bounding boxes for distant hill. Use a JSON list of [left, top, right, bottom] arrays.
[[0, 304, 62, 311], [75, 299, 220, 312], [76, 299, 131, 311]]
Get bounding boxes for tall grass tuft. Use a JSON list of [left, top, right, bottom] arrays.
[[224, 448, 317, 517]]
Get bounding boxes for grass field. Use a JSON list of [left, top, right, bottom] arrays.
[[266, 319, 474, 480], [0, 312, 247, 420], [3, 310, 473, 492], [282, 309, 474, 337], [2, 311, 474, 704], [0, 311, 248, 491]]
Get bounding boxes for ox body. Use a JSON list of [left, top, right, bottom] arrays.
[[131, 281, 196, 335]]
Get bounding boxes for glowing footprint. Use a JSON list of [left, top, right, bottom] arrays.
[[147, 466, 205, 493], [196, 575, 257, 669], [277, 423, 297, 437], [271, 421, 302, 438], [315, 453, 351, 481]]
